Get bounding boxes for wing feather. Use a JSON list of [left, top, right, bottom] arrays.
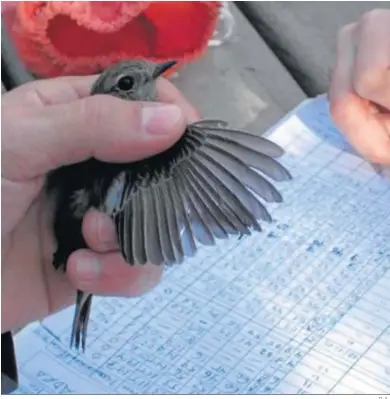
[[144, 185, 164, 265], [131, 189, 146, 265], [205, 137, 292, 182], [154, 183, 176, 265], [162, 179, 184, 263], [191, 123, 285, 158], [186, 160, 251, 234], [194, 151, 269, 225], [201, 145, 283, 203], [124, 197, 135, 265], [181, 164, 228, 239], [176, 170, 215, 245], [170, 172, 197, 258]]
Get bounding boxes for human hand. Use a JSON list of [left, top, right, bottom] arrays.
[[329, 9, 390, 165], [1, 74, 199, 332]]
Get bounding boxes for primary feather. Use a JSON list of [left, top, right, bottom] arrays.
[[47, 59, 292, 352]]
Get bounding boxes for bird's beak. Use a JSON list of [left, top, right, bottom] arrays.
[[153, 60, 177, 79]]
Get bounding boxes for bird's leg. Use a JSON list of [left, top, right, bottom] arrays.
[[52, 200, 92, 351], [70, 291, 93, 352]]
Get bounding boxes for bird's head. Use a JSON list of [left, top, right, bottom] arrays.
[[91, 59, 177, 101]]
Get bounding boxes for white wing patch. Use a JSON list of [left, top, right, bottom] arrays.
[[70, 189, 90, 219], [103, 172, 127, 216]]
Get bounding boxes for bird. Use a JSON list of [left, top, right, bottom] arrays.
[[46, 59, 293, 352]]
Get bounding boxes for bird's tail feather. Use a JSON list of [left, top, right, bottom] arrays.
[[70, 290, 93, 352]]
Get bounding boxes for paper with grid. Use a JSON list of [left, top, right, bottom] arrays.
[[12, 95, 390, 394]]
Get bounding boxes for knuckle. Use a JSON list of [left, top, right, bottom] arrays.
[[121, 102, 144, 136], [124, 100, 143, 123], [73, 96, 116, 149], [79, 95, 111, 129]]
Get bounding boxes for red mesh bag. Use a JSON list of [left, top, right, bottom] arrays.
[[3, 1, 221, 77]]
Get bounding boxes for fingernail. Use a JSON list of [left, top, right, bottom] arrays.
[[76, 254, 102, 280], [142, 104, 183, 135]]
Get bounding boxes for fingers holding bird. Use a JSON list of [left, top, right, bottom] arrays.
[[3, 73, 199, 121], [73, 209, 163, 297]]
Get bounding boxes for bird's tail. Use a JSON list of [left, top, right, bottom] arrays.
[[70, 290, 93, 352]]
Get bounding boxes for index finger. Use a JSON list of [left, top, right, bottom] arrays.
[[354, 9, 390, 110], [4, 74, 200, 121], [329, 24, 390, 165]]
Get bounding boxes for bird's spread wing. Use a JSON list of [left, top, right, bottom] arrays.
[[104, 120, 292, 266]]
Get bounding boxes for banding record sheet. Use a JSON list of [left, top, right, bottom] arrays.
[[12, 95, 390, 394]]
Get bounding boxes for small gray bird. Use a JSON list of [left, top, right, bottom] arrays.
[[47, 60, 292, 352]]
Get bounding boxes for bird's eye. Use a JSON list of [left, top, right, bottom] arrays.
[[117, 75, 135, 91]]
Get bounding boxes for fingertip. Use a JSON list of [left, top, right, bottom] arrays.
[[329, 21, 358, 138], [329, 22, 357, 105], [82, 209, 118, 252], [353, 9, 390, 110]]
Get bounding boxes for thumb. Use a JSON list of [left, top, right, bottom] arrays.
[[3, 95, 186, 180]]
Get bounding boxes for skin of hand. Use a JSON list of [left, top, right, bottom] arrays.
[[329, 9, 390, 165], [1, 74, 199, 333]]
